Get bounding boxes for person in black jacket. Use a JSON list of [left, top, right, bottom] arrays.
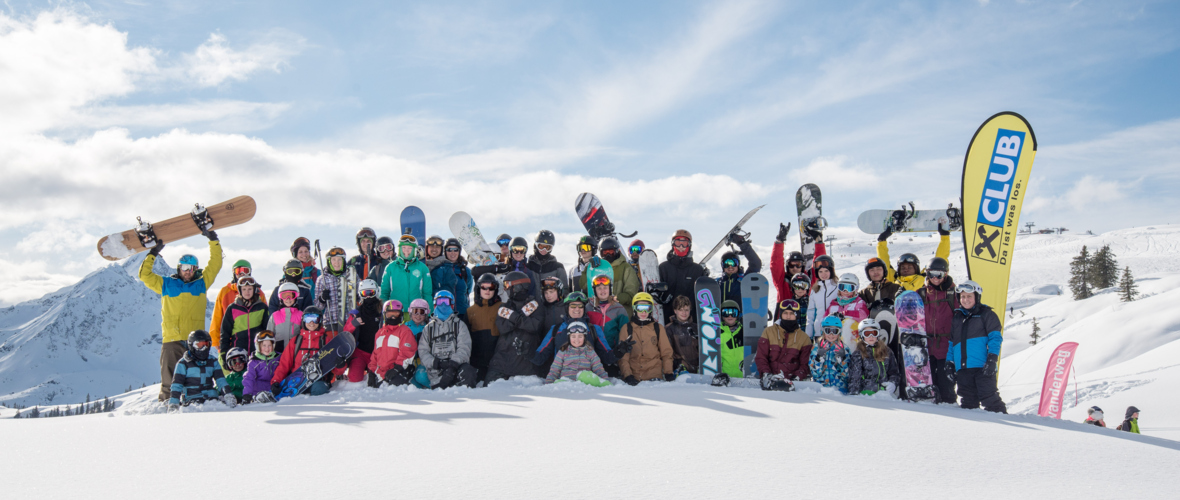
[[717, 232, 762, 306], [846, 319, 900, 396], [368, 236, 396, 285], [527, 230, 569, 292], [486, 271, 544, 382], [658, 229, 707, 322], [269, 259, 313, 313], [350, 227, 380, 281], [341, 279, 383, 383]]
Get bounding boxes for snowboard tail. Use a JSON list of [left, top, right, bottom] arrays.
[[795, 184, 823, 275]]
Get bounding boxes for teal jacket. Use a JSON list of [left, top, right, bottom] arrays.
[[380, 256, 433, 311]]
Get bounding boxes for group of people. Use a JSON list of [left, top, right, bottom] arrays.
[[140, 220, 1008, 416], [1083, 405, 1143, 434]]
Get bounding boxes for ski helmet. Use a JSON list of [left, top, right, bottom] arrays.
[[590, 274, 612, 294], [375, 236, 395, 254], [503, 271, 531, 299], [864, 257, 887, 279], [858, 318, 881, 337], [566, 320, 590, 336], [383, 300, 404, 313], [790, 273, 811, 290], [302, 306, 323, 326], [277, 282, 300, 302], [358, 279, 378, 299], [476, 273, 500, 293], [409, 299, 430, 312], [509, 237, 529, 257], [838, 273, 860, 290], [632, 292, 655, 306], [225, 347, 249, 371], [897, 253, 921, 274], [434, 290, 456, 309], [600, 237, 621, 261], [813, 255, 835, 275], [672, 229, 692, 243], [178, 254, 199, 269], [535, 230, 556, 247], [425, 235, 444, 247], [629, 239, 645, 256], [928, 257, 950, 274], [956, 279, 983, 297], [577, 235, 598, 254], [821, 315, 843, 332], [254, 330, 275, 352], [326, 247, 347, 274], [283, 259, 302, 279], [187, 330, 212, 360], [786, 251, 805, 272], [290, 237, 311, 259], [236, 276, 259, 297], [397, 236, 418, 261], [564, 291, 588, 305], [540, 276, 564, 296], [232, 259, 252, 278], [496, 234, 512, 247], [356, 227, 376, 252], [720, 251, 740, 270], [719, 300, 741, 318]]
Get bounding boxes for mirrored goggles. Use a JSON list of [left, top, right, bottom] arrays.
[[233, 266, 251, 277], [592, 275, 611, 287], [497, 238, 512, 247], [838, 283, 857, 292], [360, 288, 377, 298], [634, 303, 653, 313], [792, 280, 811, 289], [511, 245, 528, 254], [376, 243, 395, 253], [927, 270, 946, 279], [435, 297, 453, 307], [629, 245, 643, 255], [303, 314, 320, 323], [722, 258, 738, 268], [178, 264, 197, 273], [578, 243, 593, 253], [720, 307, 740, 318], [567, 325, 589, 335]]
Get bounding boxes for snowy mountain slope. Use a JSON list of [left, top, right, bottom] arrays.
[[2, 380, 1176, 498], [0, 255, 194, 406]]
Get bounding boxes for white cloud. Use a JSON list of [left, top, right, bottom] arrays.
[[67, 100, 292, 132], [180, 31, 305, 87], [789, 156, 882, 192], [1064, 175, 1126, 210]]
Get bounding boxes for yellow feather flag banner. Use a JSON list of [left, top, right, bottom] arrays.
[[960, 112, 1037, 335]]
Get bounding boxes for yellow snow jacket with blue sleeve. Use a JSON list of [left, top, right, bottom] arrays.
[[877, 235, 950, 292], [139, 241, 223, 343]]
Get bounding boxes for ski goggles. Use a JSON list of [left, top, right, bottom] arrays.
[[510, 245, 528, 254], [445, 246, 461, 253], [177, 264, 198, 273], [787, 262, 804, 270], [1090, 410, 1104, 420], [536, 244, 553, 252], [376, 243, 395, 253], [435, 297, 454, 307], [410, 307, 429, 315], [672, 238, 690, 247], [567, 324, 589, 335], [591, 275, 611, 287], [303, 314, 320, 323], [578, 243, 594, 253], [720, 307, 740, 318], [722, 258, 739, 268], [778, 299, 800, 312], [837, 283, 857, 292], [822, 326, 842, 336], [255, 331, 276, 343], [567, 301, 585, 310], [360, 288, 378, 298], [327, 247, 347, 259], [359, 237, 375, 245], [927, 270, 946, 279], [233, 266, 252, 277], [189, 340, 211, 350], [426, 238, 444, 247], [792, 279, 811, 289], [634, 303, 653, 313], [284, 267, 302, 277], [540, 278, 562, 291], [630, 245, 643, 255], [237, 276, 258, 287], [479, 285, 497, 292], [497, 237, 512, 247], [399, 235, 418, 244], [226, 357, 247, 369], [956, 283, 982, 294], [861, 329, 880, 338], [279, 291, 298, 301]]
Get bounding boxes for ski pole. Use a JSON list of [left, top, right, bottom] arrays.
[[315, 239, 324, 271]]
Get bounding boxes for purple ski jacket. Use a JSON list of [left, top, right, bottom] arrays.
[[243, 353, 281, 396]]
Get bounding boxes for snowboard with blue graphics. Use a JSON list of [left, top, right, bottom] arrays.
[[400, 206, 426, 244], [740, 273, 769, 377], [275, 331, 357, 400], [695, 277, 723, 376]]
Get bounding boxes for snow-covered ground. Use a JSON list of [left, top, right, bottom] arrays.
[[2, 378, 1176, 498]]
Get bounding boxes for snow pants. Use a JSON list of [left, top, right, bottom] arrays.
[[345, 349, 372, 383], [435, 363, 478, 390], [930, 357, 957, 404], [956, 368, 1006, 413], [159, 341, 187, 402]]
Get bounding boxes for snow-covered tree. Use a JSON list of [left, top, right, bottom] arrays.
[[1090, 244, 1119, 289], [1119, 266, 1138, 302], [1069, 246, 1093, 300], [1029, 318, 1041, 345]]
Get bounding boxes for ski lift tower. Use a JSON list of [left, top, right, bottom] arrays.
[[1024, 222, 1035, 234]]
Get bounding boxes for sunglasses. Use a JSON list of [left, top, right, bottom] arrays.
[[377, 244, 394, 253], [285, 268, 302, 277], [788, 263, 804, 269], [279, 291, 298, 301], [822, 326, 842, 336], [568, 303, 585, 309], [720, 307, 740, 318], [838, 283, 857, 292], [479, 285, 497, 292], [537, 244, 553, 252], [635, 303, 653, 313], [578, 244, 593, 253], [303, 314, 320, 323], [927, 271, 946, 279]]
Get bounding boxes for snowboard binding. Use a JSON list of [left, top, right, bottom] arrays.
[[945, 204, 963, 231], [889, 202, 917, 233], [135, 217, 160, 249], [801, 216, 828, 238], [645, 282, 671, 305], [760, 373, 794, 392], [710, 373, 730, 387], [190, 203, 215, 232]]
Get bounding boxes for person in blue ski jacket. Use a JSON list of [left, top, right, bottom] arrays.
[[431, 238, 473, 318], [809, 315, 849, 393], [945, 280, 1007, 413], [168, 330, 235, 410]]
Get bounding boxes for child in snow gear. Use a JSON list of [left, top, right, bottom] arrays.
[[665, 295, 699, 374], [528, 230, 569, 293], [658, 230, 707, 322], [432, 238, 473, 318], [212, 259, 265, 351], [1083, 406, 1106, 427], [222, 347, 248, 400], [368, 300, 419, 388], [315, 247, 351, 332], [756, 299, 812, 382], [544, 320, 611, 384], [169, 330, 233, 410], [946, 280, 1007, 413], [717, 232, 762, 306], [717, 300, 745, 379], [267, 282, 304, 353], [486, 271, 544, 382], [417, 291, 478, 389], [244, 331, 281, 403], [918, 256, 958, 404], [782, 273, 812, 326], [599, 237, 641, 316], [379, 236, 433, 312], [349, 227, 380, 281], [827, 273, 870, 344], [1118, 406, 1140, 433], [341, 279, 383, 383], [269, 307, 337, 397], [533, 291, 618, 378], [140, 231, 222, 402], [806, 255, 838, 339], [269, 259, 312, 313], [618, 293, 675, 386], [467, 273, 503, 380], [588, 274, 629, 351], [846, 319, 900, 397], [406, 299, 430, 339], [368, 236, 396, 284], [809, 316, 849, 393], [220, 276, 270, 360], [290, 237, 321, 297], [876, 224, 951, 292]]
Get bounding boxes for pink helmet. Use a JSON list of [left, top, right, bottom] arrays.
[[409, 298, 430, 310], [383, 300, 403, 312]]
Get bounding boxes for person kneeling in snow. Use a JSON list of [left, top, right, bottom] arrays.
[[418, 291, 478, 389], [169, 330, 236, 411], [243, 331, 281, 403], [367, 300, 419, 388], [222, 347, 248, 401], [544, 321, 610, 386], [756, 299, 812, 391], [809, 316, 849, 393], [846, 319, 900, 397]]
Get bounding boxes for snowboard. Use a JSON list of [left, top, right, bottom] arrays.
[[339, 266, 358, 328], [275, 331, 357, 400], [636, 250, 664, 324], [575, 192, 635, 241], [795, 185, 825, 275], [895, 291, 934, 400], [740, 273, 769, 377], [400, 205, 426, 243], [97, 195, 256, 261], [553, 370, 612, 387], [856, 204, 963, 234], [694, 277, 723, 376], [583, 258, 614, 300], [448, 211, 497, 266], [698, 205, 765, 267]]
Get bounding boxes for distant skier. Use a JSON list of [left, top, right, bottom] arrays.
[[243, 331, 280, 403], [1118, 406, 1141, 433], [431, 238, 473, 320], [846, 318, 900, 397], [349, 227, 379, 281], [717, 232, 762, 306], [168, 330, 234, 411], [756, 299, 812, 383], [417, 291, 479, 389], [269, 259, 312, 313], [367, 300, 419, 388], [600, 237, 641, 316], [527, 230, 569, 291], [290, 237, 321, 297], [1083, 406, 1106, 427], [665, 295, 699, 374], [809, 316, 849, 393], [945, 280, 1007, 413], [544, 320, 611, 386], [617, 293, 675, 386], [876, 224, 951, 292], [658, 230, 707, 322], [805, 255, 838, 340], [918, 257, 958, 404], [139, 227, 221, 403], [211, 259, 263, 352]]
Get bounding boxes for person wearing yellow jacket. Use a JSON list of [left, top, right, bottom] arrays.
[[138, 231, 222, 402], [876, 225, 951, 292]]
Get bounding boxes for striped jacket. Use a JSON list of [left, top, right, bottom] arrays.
[[170, 352, 228, 406], [545, 344, 608, 383]]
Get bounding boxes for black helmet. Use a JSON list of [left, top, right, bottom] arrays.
[[425, 235, 445, 248], [356, 227, 376, 251], [509, 236, 529, 254], [477, 273, 500, 289], [814, 255, 835, 273], [600, 237, 621, 261], [898, 253, 921, 273], [787, 251, 805, 264], [504, 271, 531, 299], [496, 234, 512, 246], [302, 306, 324, 325], [376, 236, 395, 248], [720, 251, 740, 269], [535, 230, 556, 246], [187, 330, 212, 360], [283, 259, 302, 275], [577, 235, 598, 254], [444, 238, 462, 251], [928, 257, 949, 273]]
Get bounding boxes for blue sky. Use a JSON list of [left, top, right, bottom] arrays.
[[0, 0, 1178, 304]]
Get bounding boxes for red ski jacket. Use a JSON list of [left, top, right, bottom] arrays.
[[367, 324, 419, 378]]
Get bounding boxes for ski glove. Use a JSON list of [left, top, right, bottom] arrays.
[[612, 339, 635, 358], [938, 223, 949, 237], [982, 353, 999, 377], [320, 289, 331, 303], [148, 242, 165, 256], [204, 229, 219, 241], [878, 228, 892, 242], [776, 223, 791, 242], [664, 373, 676, 382], [221, 393, 237, 408], [271, 382, 283, 395], [623, 375, 639, 386], [727, 232, 746, 245], [367, 371, 380, 388]]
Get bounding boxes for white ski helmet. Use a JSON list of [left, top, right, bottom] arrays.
[[956, 279, 983, 295], [858, 318, 881, 335], [278, 282, 300, 297], [359, 279, 379, 297], [838, 273, 860, 289], [225, 347, 249, 368]]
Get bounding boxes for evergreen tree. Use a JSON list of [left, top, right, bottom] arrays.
[[1090, 245, 1119, 289], [1029, 317, 1041, 345], [1068, 246, 1093, 300], [1119, 266, 1138, 302]]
